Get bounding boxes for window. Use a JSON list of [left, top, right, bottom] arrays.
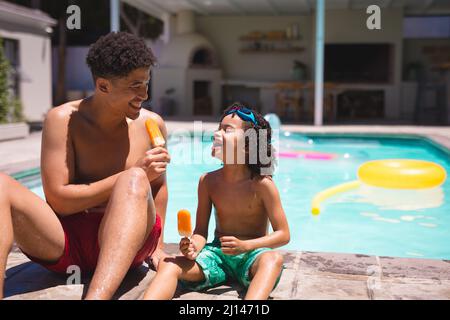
[[404, 16, 450, 39], [2, 38, 20, 97]]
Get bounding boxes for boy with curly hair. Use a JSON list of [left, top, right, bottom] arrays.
[[143, 103, 290, 300]]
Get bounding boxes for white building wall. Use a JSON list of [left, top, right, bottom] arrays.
[[196, 15, 312, 82], [0, 27, 53, 122]]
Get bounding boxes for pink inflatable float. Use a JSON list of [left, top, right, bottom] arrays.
[[278, 151, 337, 160]]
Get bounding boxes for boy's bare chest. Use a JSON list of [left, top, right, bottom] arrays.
[[210, 182, 262, 215], [210, 179, 268, 237]]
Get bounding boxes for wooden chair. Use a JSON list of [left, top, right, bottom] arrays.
[[303, 82, 339, 123], [274, 82, 305, 122]]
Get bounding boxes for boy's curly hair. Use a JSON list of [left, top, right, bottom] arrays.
[[86, 32, 157, 80], [220, 102, 276, 178]]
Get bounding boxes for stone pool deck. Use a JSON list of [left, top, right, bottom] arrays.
[[2, 124, 450, 300], [5, 243, 450, 300]]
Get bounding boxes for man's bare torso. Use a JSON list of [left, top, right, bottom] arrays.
[[57, 99, 155, 185]]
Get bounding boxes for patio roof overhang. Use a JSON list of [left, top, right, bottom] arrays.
[[121, 0, 450, 19], [0, 1, 56, 31]]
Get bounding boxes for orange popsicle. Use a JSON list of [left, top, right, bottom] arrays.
[[177, 209, 192, 237], [145, 118, 165, 147]]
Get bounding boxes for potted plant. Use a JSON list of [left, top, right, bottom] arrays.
[[292, 60, 307, 81]]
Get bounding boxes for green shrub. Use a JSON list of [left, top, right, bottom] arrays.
[[11, 97, 24, 122], [0, 37, 24, 124], [0, 37, 9, 124]]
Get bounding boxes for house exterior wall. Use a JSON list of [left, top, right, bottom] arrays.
[[0, 22, 53, 122]]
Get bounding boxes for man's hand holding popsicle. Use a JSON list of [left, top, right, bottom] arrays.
[[178, 209, 198, 260], [137, 119, 170, 182], [145, 118, 166, 148]]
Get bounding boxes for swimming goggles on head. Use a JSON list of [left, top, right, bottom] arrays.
[[225, 105, 258, 126]]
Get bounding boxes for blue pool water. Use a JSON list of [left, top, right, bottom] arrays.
[[22, 133, 450, 260]]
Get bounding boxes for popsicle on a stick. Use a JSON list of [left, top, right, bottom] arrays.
[[145, 118, 165, 147], [177, 209, 192, 238]]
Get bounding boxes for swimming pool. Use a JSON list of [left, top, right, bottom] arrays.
[[17, 132, 450, 260]]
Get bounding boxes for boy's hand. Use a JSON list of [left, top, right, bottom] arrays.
[[134, 147, 171, 182], [220, 236, 250, 255], [179, 237, 198, 260]]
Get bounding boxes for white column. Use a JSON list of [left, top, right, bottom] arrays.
[[176, 10, 195, 35], [110, 0, 120, 32], [314, 0, 325, 126], [446, 71, 450, 124], [161, 12, 175, 44]]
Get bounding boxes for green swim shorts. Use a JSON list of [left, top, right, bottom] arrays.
[[180, 238, 283, 291]]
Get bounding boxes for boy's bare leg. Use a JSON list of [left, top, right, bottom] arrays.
[[245, 252, 283, 300], [84, 168, 156, 300], [143, 256, 204, 300], [0, 173, 65, 299]]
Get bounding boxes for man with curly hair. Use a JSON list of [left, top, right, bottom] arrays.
[[0, 32, 170, 299]]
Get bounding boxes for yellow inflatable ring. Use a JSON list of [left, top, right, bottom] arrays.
[[357, 159, 446, 189], [311, 159, 447, 215]]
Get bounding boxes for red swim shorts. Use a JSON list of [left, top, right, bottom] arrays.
[[21, 207, 161, 274]]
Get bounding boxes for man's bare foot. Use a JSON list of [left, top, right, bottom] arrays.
[[146, 248, 168, 271]]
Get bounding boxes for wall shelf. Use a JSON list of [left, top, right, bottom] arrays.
[[239, 33, 304, 54], [239, 36, 302, 42], [239, 48, 305, 54]]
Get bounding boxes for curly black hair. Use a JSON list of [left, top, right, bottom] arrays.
[[86, 32, 157, 79], [220, 102, 276, 178]]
